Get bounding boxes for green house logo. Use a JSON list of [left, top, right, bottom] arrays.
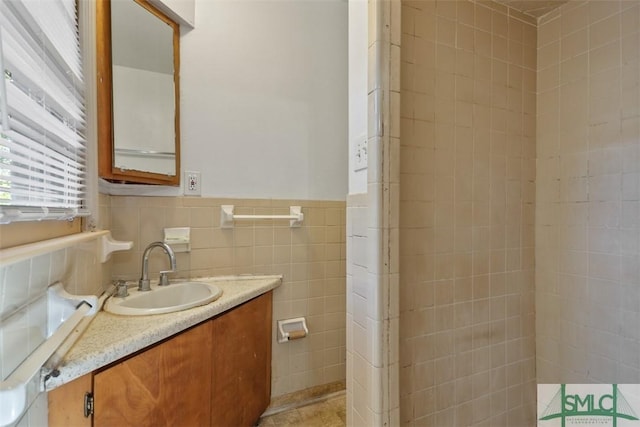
[[539, 384, 640, 427]]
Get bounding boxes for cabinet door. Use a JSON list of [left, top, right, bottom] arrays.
[[211, 292, 272, 426], [93, 321, 213, 427], [49, 373, 93, 427]]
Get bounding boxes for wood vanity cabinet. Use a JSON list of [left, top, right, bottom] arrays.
[[49, 292, 273, 427], [211, 290, 272, 426], [93, 321, 213, 426]]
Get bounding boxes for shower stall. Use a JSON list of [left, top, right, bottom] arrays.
[[346, 0, 640, 425]]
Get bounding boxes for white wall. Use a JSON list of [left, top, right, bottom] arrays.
[[179, 0, 348, 201], [348, 0, 368, 194], [346, 0, 371, 425]]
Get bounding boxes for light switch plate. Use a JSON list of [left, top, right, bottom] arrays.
[[354, 138, 367, 171]]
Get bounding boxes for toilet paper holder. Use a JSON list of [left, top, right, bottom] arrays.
[[277, 317, 309, 343]]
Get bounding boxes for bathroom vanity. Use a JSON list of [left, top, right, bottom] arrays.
[[47, 276, 280, 427]]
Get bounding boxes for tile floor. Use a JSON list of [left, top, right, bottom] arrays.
[[258, 394, 346, 427]]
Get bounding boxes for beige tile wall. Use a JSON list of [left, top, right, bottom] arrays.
[[400, 0, 537, 425], [106, 195, 346, 397], [536, 0, 640, 383]]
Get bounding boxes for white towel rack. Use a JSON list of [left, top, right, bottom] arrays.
[[220, 205, 304, 228], [0, 299, 92, 427]]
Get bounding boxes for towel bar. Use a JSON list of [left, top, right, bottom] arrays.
[[220, 205, 303, 228], [0, 300, 92, 427]]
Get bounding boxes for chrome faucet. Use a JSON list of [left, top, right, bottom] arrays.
[[138, 241, 176, 291]]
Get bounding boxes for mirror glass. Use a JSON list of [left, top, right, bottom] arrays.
[[97, 0, 180, 185], [112, 0, 175, 175]]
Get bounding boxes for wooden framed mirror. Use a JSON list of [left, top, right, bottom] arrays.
[[97, 0, 180, 185]]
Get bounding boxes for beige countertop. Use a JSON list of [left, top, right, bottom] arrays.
[[45, 275, 282, 390]]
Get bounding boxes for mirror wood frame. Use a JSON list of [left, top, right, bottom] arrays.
[[96, 0, 181, 185]]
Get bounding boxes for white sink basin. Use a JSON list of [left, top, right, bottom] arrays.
[[104, 281, 223, 316]]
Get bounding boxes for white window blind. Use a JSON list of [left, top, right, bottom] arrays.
[[0, 0, 88, 224]]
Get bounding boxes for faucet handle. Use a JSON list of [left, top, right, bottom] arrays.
[[159, 272, 171, 286], [114, 280, 129, 298]]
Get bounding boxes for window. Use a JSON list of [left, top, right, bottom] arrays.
[[0, 0, 88, 224]]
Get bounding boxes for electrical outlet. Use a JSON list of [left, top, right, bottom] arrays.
[[354, 138, 367, 171], [184, 171, 201, 196]]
